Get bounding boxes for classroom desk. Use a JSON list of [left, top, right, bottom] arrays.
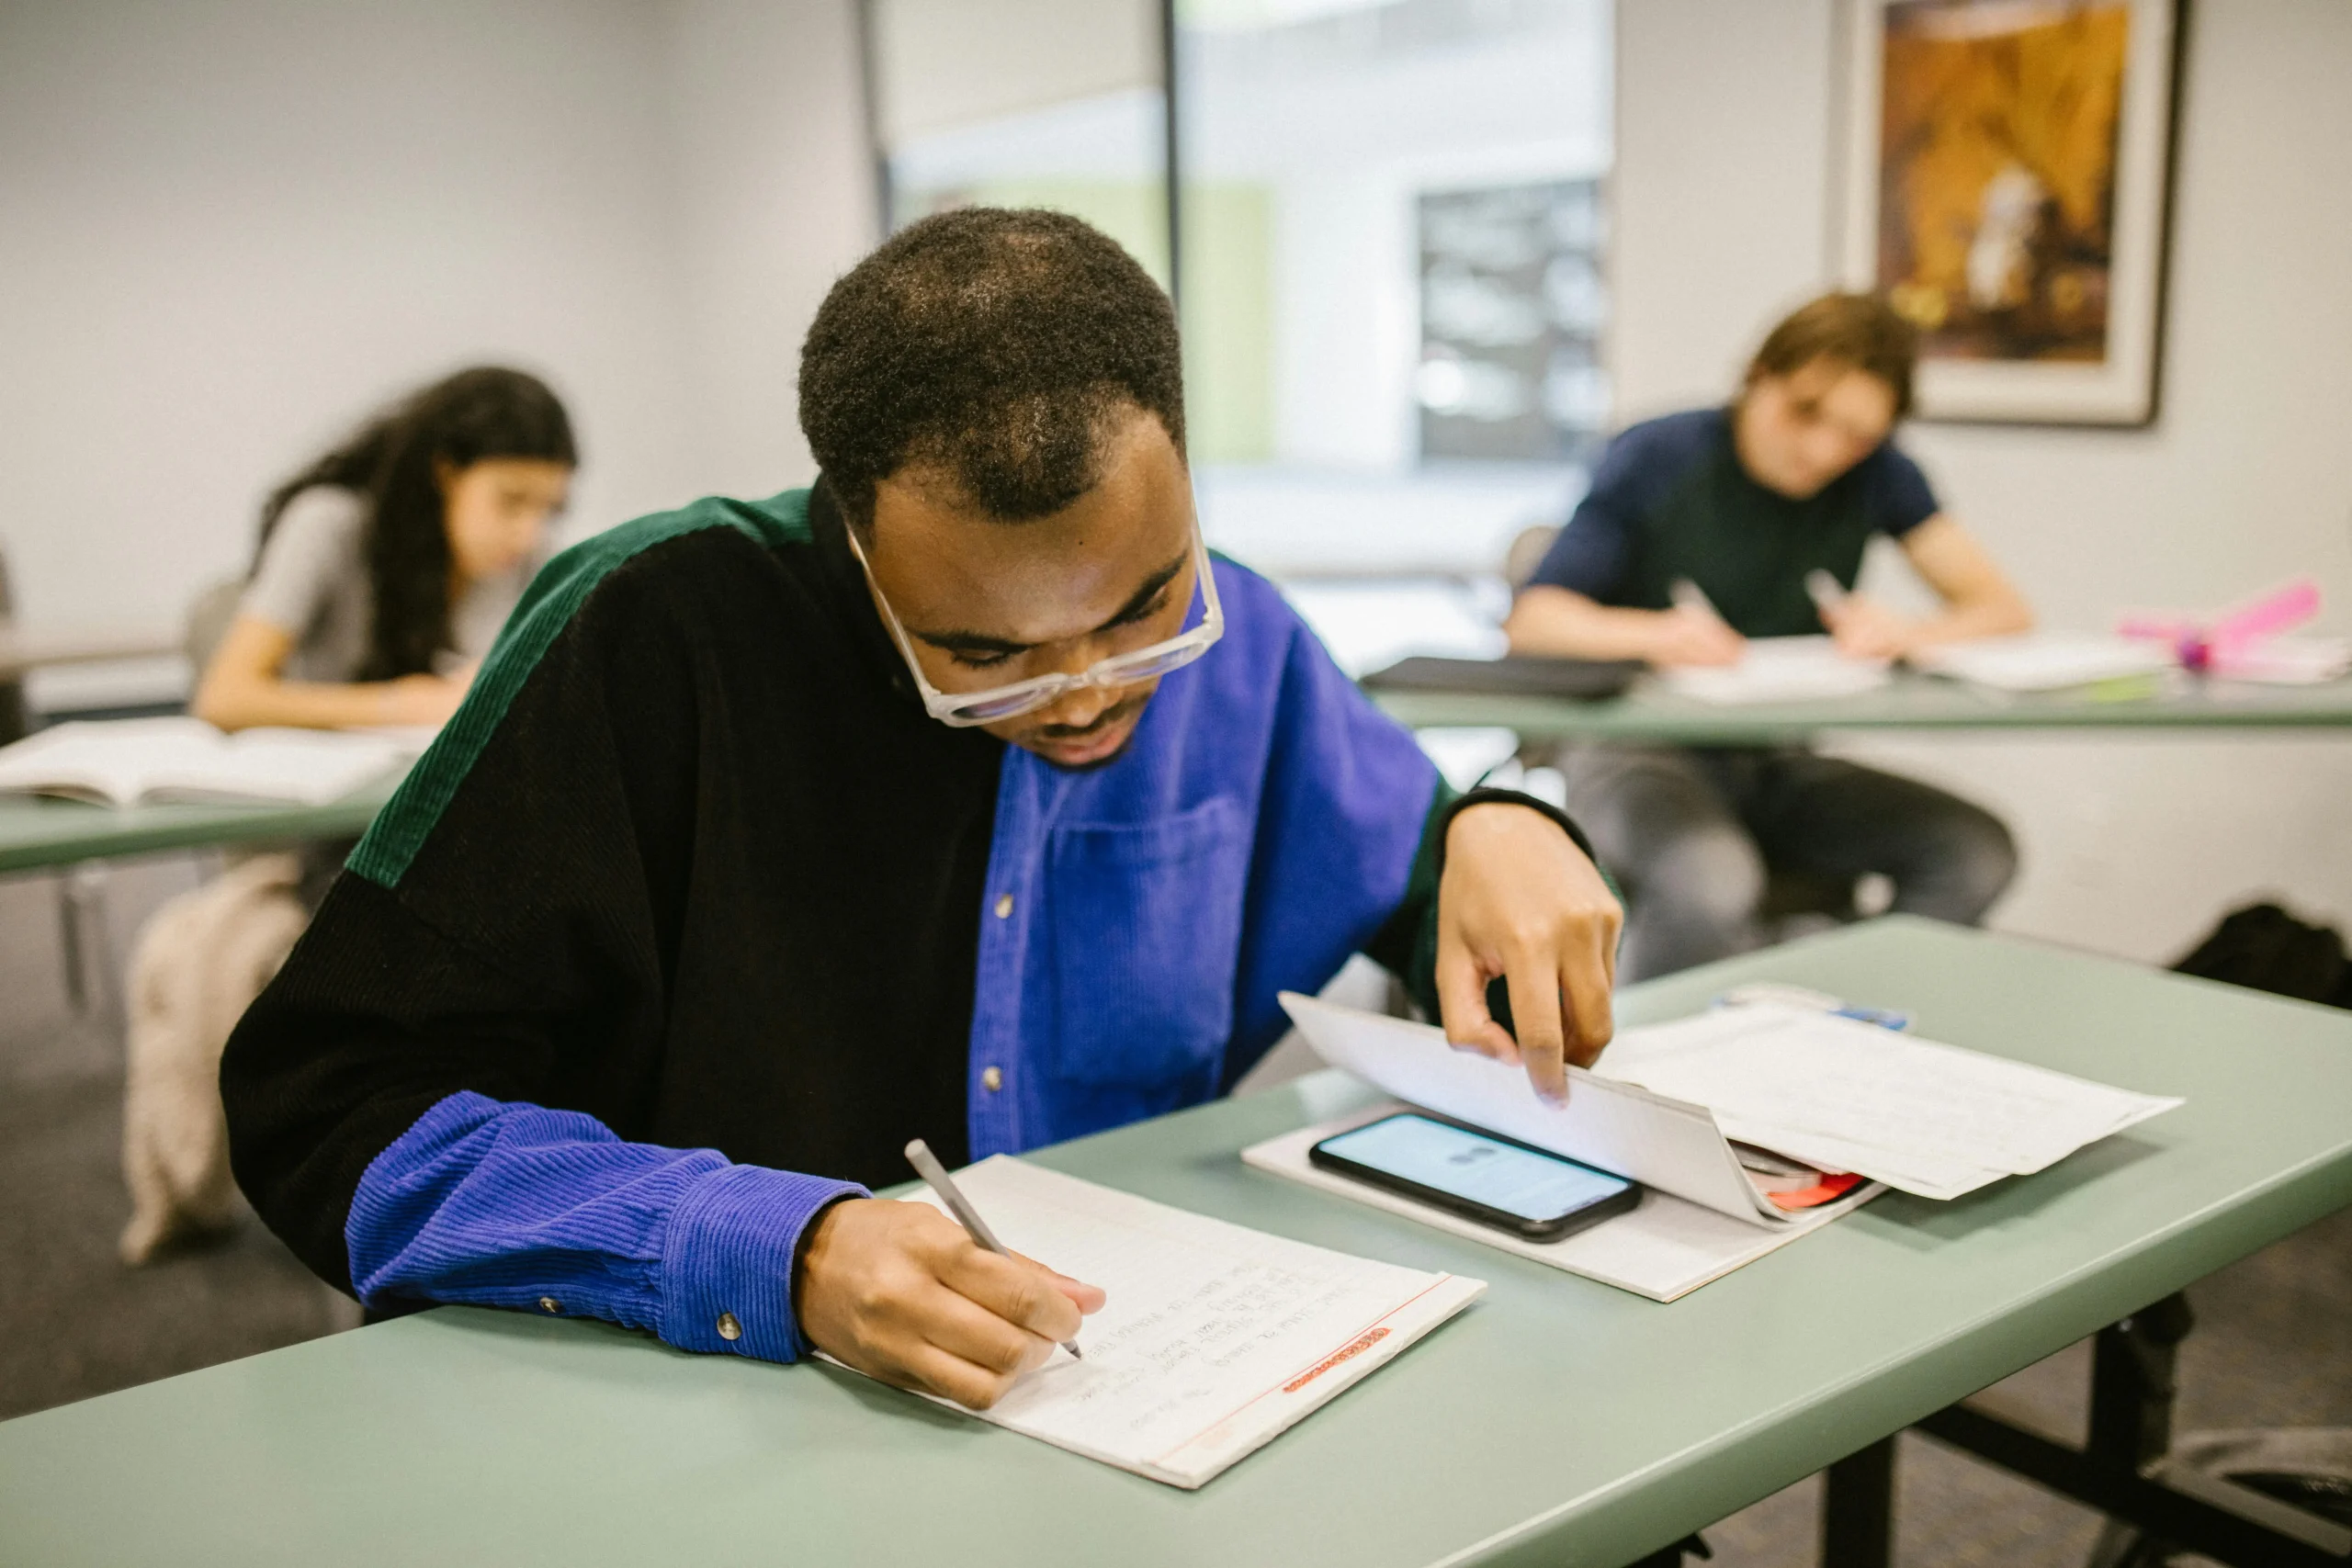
[[5, 918, 2349, 1568], [1372, 670, 2352, 744], [6, 674, 2348, 878], [0, 780, 395, 876]]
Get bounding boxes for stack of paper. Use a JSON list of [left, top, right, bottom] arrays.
[[1661, 637, 1891, 705], [860, 1156, 1484, 1488], [0, 717, 410, 807], [1912, 632, 2177, 693], [1593, 1004, 2183, 1200]]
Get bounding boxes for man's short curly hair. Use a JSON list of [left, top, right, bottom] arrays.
[[798, 208, 1187, 531]]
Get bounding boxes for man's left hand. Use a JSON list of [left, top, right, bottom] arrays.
[[1434, 803, 1623, 1103]]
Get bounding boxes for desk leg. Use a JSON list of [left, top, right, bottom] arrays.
[[1821, 1436, 1896, 1568], [2089, 1292, 2193, 1470], [2086, 1293, 2194, 1568]]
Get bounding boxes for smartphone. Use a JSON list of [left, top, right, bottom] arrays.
[[1309, 1112, 1641, 1242]]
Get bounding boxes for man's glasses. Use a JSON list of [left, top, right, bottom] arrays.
[[845, 519, 1225, 728]]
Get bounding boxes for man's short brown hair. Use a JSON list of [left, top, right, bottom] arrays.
[[1744, 292, 1919, 418]]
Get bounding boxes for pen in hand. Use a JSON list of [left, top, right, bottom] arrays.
[[1669, 576, 1727, 625], [904, 1139, 1084, 1360], [1804, 569, 1849, 618]]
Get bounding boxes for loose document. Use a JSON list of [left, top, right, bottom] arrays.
[[846, 1156, 1483, 1488], [1659, 637, 1891, 705], [0, 717, 411, 807], [1594, 1002, 2181, 1201], [1255, 998, 1876, 1301], [1910, 632, 2176, 693], [1251, 996, 2179, 1299]]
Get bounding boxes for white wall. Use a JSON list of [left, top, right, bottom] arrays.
[[0, 0, 874, 638], [662, 0, 879, 497], [1615, 0, 2352, 962], [873, 0, 1159, 146]]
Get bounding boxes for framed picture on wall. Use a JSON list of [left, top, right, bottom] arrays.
[[1838, 0, 2185, 425]]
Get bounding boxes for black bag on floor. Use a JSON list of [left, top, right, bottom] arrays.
[[2171, 902, 2352, 1009]]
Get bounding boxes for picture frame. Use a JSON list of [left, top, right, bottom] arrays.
[[1837, 0, 2186, 425]]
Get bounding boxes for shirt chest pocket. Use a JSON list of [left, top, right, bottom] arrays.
[[1046, 797, 1251, 1089]]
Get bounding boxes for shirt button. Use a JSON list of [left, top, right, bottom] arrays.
[[717, 1312, 742, 1341], [538, 1297, 560, 1314], [981, 1066, 1004, 1092], [994, 894, 1014, 919]]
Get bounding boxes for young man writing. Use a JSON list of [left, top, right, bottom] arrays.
[[1507, 292, 2030, 980], [223, 209, 1622, 1412]]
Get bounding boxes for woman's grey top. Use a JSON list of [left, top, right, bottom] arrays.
[[239, 487, 540, 682]]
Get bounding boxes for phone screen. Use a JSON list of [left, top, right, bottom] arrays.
[[1313, 1113, 1633, 1224]]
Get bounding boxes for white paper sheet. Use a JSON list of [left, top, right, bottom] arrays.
[[1595, 1004, 2184, 1198], [1243, 1111, 1855, 1303], [1659, 637, 1891, 705], [1912, 632, 2177, 692], [875, 1157, 1484, 1489]]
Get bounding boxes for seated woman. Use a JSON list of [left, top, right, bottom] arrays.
[[116, 367, 575, 1262], [194, 366, 576, 732]]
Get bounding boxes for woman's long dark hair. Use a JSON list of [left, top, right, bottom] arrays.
[[257, 367, 577, 680]]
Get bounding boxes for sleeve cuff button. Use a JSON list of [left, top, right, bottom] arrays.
[[717, 1312, 742, 1341], [538, 1297, 561, 1314]]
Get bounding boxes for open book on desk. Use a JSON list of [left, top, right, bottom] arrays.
[[0, 717, 413, 807], [836, 1156, 1484, 1489]]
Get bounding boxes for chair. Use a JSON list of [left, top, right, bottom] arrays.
[[0, 546, 27, 746], [183, 577, 244, 694], [47, 578, 248, 1024]]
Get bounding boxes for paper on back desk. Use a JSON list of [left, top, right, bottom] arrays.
[[1595, 1004, 2184, 1192], [1242, 1111, 1842, 1303], [1658, 636, 1891, 705], [1278, 992, 1783, 1226]]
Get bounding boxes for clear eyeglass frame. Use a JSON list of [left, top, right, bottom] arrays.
[[844, 516, 1225, 728]]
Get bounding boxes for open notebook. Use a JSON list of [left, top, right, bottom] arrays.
[[0, 717, 412, 807], [842, 1157, 1484, 1488]]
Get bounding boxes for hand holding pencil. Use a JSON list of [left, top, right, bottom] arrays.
[[791, 1146, 1105, 1411]]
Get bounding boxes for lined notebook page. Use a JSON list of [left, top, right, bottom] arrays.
[[877, 1157, 1484, 1488]]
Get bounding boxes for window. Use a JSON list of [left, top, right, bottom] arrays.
[[867, 0, 1170, 287], [861, 0, 1615, 672], [1174, 0, 1613, 606]]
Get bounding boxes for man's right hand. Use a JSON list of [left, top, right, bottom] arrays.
[[794, 1197, 1105, 1410], [1647, 604, 1746, 667]]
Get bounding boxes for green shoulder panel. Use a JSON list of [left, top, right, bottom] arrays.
[[347, 489, 813, 890]]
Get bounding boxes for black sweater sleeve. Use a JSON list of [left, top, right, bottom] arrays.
[[221, 531, 726, 1293]]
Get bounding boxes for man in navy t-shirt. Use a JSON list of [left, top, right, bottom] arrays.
[[1507, 293, 2031, 978]]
